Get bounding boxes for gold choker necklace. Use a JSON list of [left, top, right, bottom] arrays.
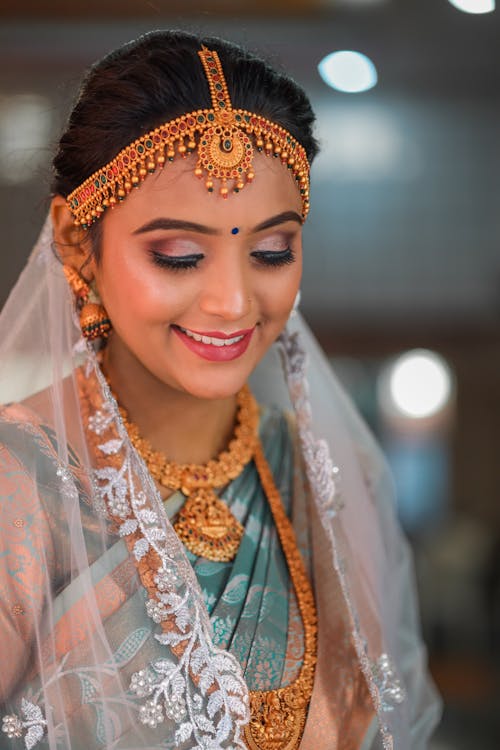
[[115, 384, 258, 562]]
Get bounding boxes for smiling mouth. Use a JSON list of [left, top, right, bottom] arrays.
[[174, 325, 247, 347]]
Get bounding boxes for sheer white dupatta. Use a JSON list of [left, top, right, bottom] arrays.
[[0, 216, 440, 750]]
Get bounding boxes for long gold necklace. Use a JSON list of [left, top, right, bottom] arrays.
[[116, 384, 258, 563]]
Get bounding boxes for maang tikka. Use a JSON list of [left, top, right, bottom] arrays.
[[66, 47, 310, 229]]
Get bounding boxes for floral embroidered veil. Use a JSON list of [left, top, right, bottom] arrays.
[[0, 215, 440, 744]]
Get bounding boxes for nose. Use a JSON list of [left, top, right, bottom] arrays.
[[199, 249, 252, 322]]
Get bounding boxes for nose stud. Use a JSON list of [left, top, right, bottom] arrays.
[[231, 227, 240, 235]]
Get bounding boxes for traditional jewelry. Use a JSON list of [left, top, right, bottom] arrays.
[[79, 370, 318, 750], [115, 384, 259, 563], [66, 46, 310, 229], [231, 227, 240, 235], [63, 265, 112, 340]]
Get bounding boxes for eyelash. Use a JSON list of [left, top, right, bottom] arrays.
[[251, 248, 295, 267], [150, 252, 203, 271], [150, 247, 295, 271]]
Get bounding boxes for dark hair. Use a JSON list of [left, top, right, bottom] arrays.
[[52, 30, 318, 248]]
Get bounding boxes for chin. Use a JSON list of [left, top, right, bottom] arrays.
[[180, 367, 253, 401]]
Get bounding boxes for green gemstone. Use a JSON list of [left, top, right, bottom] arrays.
[[101, 175, 107, 184], [137, 144, 144, 154], [208, 113, 215, 121], [244, 115, 250, 122], [94, 179, 100, 188], [215, 83, 222, 91], [197, 115, 205, 123], [145, 139, 153, 149]]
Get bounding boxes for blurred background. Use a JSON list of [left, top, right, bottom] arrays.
[[0, 0, 498, 746]]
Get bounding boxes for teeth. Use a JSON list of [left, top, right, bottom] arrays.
[[179, 327, 245, 346]]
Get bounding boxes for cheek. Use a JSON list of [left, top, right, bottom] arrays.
[[258, 260, 302, 322], [97, 249, 193, 325]]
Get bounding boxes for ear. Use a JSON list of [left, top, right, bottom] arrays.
[[51, 195, 95, 278]]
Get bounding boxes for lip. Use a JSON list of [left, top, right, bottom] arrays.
[[172, 325, 255, 362], [177, 327, 254, 339]]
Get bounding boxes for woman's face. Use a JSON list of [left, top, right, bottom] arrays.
[[91, 153, 303, 400]]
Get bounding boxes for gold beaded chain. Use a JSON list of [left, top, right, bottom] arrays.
[[117, 384, 259, 562], [243, 438, 318, 750]]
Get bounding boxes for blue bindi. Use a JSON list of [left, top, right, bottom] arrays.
[[231, 227, 239, 235]]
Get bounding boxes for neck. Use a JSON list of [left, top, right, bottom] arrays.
[[102, 339, 238, 466]]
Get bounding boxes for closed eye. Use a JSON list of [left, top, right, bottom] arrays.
[[251, 248, 295, 267], [150, 251, 204, 271]]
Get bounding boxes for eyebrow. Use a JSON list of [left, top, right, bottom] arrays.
[[132, 210, 303, 236]]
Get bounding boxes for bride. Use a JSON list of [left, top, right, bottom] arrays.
[[0, 30, 440, 750]]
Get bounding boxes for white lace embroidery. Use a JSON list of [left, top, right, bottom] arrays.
[[372, 653, 406, 712], [2, 699, 47, 749], [278, 325, 405, 750], [89, 367, 250, 748], [278, 327, 343, 518]]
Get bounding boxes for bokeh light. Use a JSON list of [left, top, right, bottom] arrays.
[[318, 51, 378, 93], [448, 0, 495, 13], [379, 349, 453, 420]]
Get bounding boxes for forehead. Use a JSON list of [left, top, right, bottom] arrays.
[[102, 153, 303, 234]]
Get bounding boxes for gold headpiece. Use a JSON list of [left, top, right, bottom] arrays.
[[66, 47, 310, 228]]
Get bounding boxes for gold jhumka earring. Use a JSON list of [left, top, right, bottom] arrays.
[[63, 265, 112, 340], [66, 47, 310, 228]]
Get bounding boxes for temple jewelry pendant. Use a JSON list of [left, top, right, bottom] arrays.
[[243, 679, 310, 750], [174, 488, 244, 562]]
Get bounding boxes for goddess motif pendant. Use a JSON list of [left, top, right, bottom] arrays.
[[244, 686, 309, 750], [174, 488, 244, 562]]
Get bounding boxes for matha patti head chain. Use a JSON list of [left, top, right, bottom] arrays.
[[66, 46, 311, 229]]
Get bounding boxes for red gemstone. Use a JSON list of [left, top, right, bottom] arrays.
[[187, 116, 195, 126], [153, 135, 160, 143], [179, 122, 187, 131], [170, 126, 178, 134], [213, 74, 220, 81], [107, 170, 114, 179], [118, 160, 124, 168], [123, 156, 129, 165], [251, 117, 258, 125], [130, 150, 136, 158], [161, 130, 168, 138]]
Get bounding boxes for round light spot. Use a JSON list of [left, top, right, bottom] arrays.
[[379, 349, 453, 420], [318, 51, 378, 94]]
